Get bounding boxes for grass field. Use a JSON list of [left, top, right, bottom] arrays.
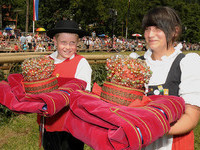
[[0, 114, 95, 150], [0, 50, 200, 149], [0, 113, 199, 150]]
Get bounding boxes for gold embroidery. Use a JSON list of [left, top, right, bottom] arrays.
[[148, 101, 173, 123], [53, 90, 70, 106], [142, 106, 169, 134], [77, 90, 101, 99], [24, 80, 58, 91], [109, 107, 142, 149], [110, 107, 153, 143], [102, 87, 143, 101], [101, 92, 132, 106], [23, 77, 57, 85], [105, 81, 144, 92], [46, 95, 56, 114]]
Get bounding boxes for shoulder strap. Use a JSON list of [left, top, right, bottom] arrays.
[[147, 53, 185, 96], [138, 53, 185, 85], [165, 53, 185, 83], [138, 56, 145, 60]]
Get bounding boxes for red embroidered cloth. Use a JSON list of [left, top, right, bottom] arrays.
[[0, 74, 86, 116], [64, 90, 185, 150], [0, 74, 185, 149]]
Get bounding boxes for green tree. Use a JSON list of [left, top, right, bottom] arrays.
[[2, 0, 200, 43]]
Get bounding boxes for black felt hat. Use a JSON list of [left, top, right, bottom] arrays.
[[47, 20, 86, 38]]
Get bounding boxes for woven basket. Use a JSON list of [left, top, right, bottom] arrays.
[[101, 81, 145, 106], [23, 76, 59, 94]]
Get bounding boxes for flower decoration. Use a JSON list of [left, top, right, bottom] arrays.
[[106, 55, 152, 89], [21, 56, 55, 82]]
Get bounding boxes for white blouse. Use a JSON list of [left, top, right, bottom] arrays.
[[142, 45, 200, 150], [50, 51, 92, 91]]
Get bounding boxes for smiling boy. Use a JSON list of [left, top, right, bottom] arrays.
[[41, 20, 92, 150]]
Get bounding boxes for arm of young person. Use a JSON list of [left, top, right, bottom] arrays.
[[75, 58, 92, 91], [168, 104, 200, 135], [168, 53, 200, 135]]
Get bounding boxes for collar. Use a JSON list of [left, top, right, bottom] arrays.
[[144, 43, 182, 63], [50, 51, 75, 64]]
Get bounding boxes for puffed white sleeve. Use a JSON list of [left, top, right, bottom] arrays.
[[179, 53, 200, 107], [75, 58, 92, 91]]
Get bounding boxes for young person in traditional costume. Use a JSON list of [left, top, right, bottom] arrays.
[[41, 20, 92, 150], [141, 6, 200, 150]]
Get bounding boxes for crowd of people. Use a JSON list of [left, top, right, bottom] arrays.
[[81, 36, 147, 52], [0, 31, 54, 52], [0, 28, 200, 53]]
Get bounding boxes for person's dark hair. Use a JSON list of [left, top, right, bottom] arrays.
[[142, 6, 182, 47]]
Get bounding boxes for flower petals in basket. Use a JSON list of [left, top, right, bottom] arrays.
[[21, 56, 58, 94]]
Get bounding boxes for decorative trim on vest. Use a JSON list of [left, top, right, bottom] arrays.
[[147, 53, 185, 96], [52, 54, 84, 78]]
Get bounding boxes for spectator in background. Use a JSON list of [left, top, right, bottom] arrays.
[[47, 38, 53, 50], [32, 35, 37, 51], [0, 30, 2, 39], [91, 30, 96, 41], [26, 33, 33, 50], [85, 36, 90, 49], [14, 43, 19, 52], [3, 30, 8, 40], [23, 42, 27, 51], [20, 33, 26, 49]]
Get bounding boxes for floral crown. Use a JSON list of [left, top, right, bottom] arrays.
[[21, 56, 55, 82], [106, 55, 152, 89]]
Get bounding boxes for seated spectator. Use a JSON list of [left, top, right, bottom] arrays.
[[23, 43, 27, 51], [14, 43, 19, 52]]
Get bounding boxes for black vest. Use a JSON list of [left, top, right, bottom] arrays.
[[139, 53, 185, 96]]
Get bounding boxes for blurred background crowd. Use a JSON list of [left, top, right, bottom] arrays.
[[0, 30, 200, 53]]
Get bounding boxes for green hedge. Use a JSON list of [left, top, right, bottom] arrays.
[[91, 63, 107, 86]]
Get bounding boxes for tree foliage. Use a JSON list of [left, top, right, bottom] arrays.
[[1, 0, 200, 43]]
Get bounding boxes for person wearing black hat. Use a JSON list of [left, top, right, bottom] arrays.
[[40, 20, 92, 150]]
